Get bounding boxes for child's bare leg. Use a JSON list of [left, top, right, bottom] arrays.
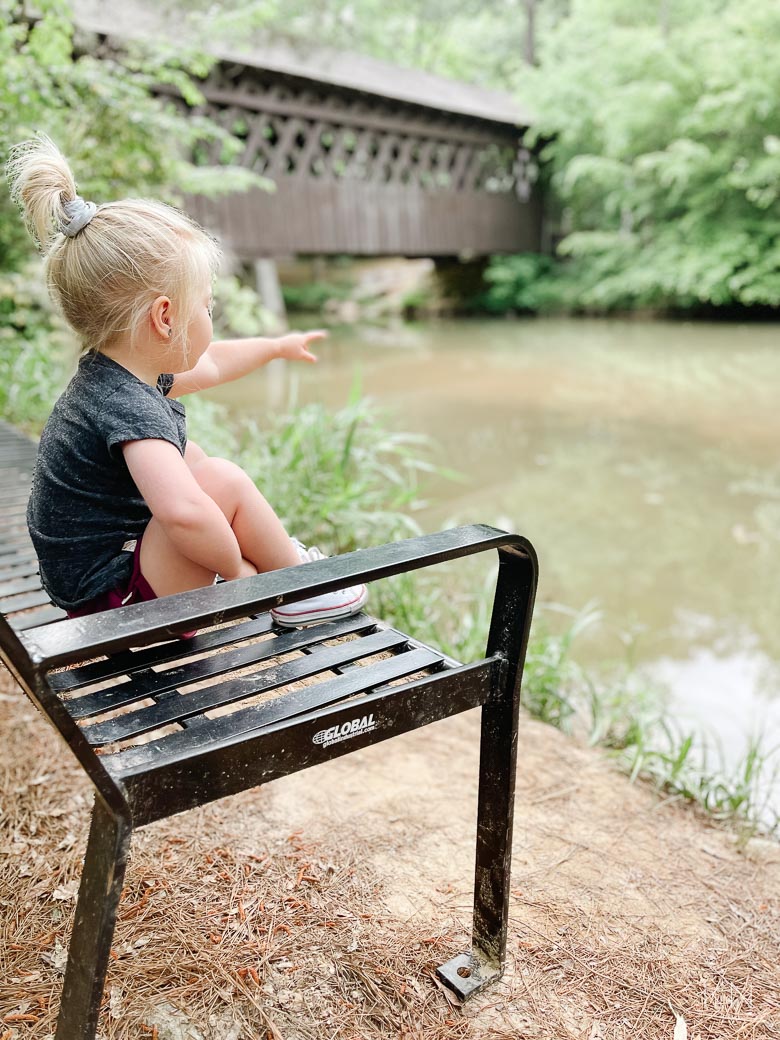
[[184, 443, 263, 571], [138, 518, 218, 598], [184, 439, 208, 469], [190, 457, 300, 571], [139, 456, 299, 598]]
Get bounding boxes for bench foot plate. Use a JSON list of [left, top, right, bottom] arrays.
[[436, 952, 501, 1001]]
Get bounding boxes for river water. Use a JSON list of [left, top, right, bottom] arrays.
[[205, 316, 780, 773]]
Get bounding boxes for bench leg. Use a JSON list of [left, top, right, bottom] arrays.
[[55, 795, 132, 1040], [437, 547, 536, 1000]]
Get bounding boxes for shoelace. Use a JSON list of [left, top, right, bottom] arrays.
[[301, 544, 326, 563], [291, 538, 327, 564]]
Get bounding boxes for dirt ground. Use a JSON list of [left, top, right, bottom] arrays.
[[1, 660, 778, 1040]]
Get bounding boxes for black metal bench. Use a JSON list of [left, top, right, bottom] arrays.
[[0, 418, 538, 1040]]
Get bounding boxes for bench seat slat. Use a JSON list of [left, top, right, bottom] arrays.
[[0, 532, 34, 551], [0, 523, 30, 536], [0, 532, 30, 546], [69, 613, 379, 720], [51, 615, 275, 692], [0, 569, 40, 589], [0, 560, 38, 578], [105, 646, 443, 774], [10, 605, 67, 630], [82, 627, 414, 747], [0, 504, 31, 519], [0, 538, 37, 555], [53, 615, 280, 691], [82, 627, 401, 737], [0, 527, 31, 541], [0, 588, 52, 613]]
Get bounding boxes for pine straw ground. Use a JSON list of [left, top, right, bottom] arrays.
[[1, 661, 779, 1040]]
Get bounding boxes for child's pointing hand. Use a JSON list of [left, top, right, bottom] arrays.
[[276, 329, 327, 364]]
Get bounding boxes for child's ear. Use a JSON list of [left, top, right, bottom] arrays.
[[150, 295, 172, 339]]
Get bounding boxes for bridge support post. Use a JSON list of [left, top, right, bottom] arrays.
[[254, 258, 288, 331]]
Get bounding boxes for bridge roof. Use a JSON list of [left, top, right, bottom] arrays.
[[72, 0, 531, 128], [208, 38, 530, 128]]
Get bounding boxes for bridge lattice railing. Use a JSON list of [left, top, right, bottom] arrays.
[[179, 67, 535, 201]]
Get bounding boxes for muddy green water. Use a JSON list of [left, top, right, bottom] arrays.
[[205, 317, 780, 771]]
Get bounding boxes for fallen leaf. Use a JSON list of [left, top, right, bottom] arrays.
[[109, 985, 123, 1017], [52, 880, 79, 902], [41, 940, 68, 974], [430, 973, 461, 1007]]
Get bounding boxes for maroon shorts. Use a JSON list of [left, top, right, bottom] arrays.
[[66, 535, 197, 639]]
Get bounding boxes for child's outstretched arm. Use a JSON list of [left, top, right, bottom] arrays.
[[169, 330, 326, 397]]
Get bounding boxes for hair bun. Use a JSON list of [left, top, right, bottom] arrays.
[[6, 133, 81, 251]]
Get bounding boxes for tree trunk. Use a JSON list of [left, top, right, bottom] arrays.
[[659, 0, 670, 40], [524, 0, 538, 66]]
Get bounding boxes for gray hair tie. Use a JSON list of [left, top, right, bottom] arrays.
[[61, 195, 97, 237]]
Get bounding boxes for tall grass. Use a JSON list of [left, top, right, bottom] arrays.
[[187, 389, 434, 552], [0, 265, 73, 434]]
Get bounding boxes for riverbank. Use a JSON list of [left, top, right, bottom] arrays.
[[1, 661, 778, 1040]]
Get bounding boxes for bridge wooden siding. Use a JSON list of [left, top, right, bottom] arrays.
[[77, 2, 542, 260], [174, 54, 542, 259]]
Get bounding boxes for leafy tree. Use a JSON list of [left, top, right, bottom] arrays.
[[178, 0, 538, 91], [0, 0, 275, 426], [1, 0, 267, 269], [511, 0, 780, 311]]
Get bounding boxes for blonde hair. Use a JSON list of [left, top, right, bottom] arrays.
[[6, 134, 221, 359]]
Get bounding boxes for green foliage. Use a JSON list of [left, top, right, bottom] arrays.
[[281, 281, 353, 314], [0, 0, 279, 423], [0, 265, 73, 432], [211, 275, 281, 338], [5, 323, 777, 837], [0, 0, 268, 272], [186, 391, 434, 553], [514, 0, 780, 312], [182, 0, 536, 91], [617, 721, 780, 843], [477, 253, 563, 314], [370, 573, 780, 837]]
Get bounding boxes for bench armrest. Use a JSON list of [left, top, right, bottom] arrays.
[[20, 525, 535, 671]]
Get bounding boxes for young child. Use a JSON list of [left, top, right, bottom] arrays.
[[7, 134, 367, 629]]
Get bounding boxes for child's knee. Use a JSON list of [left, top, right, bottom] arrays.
[[235, 557, 259, 578], [191, 455, 248, 495]]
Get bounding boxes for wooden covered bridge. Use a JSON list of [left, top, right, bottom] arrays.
[[75, 3, 542, 265]]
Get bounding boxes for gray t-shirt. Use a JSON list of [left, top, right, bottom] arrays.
[[27, 351, 187, 611]]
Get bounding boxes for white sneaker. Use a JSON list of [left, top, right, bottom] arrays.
[[270, 539, 368, 628], [290, 538, 325, 564]]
